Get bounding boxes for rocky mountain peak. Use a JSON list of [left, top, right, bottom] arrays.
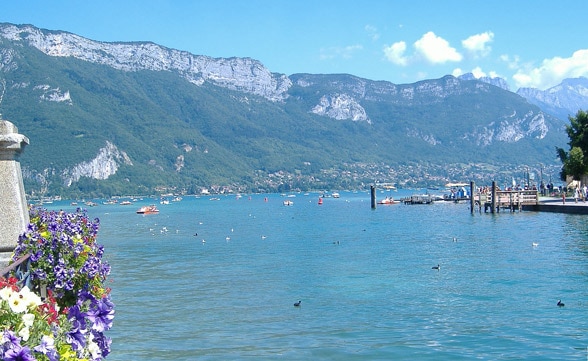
[[0, 23, 291, 102]]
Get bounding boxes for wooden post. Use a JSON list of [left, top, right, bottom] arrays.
[[370, 185, 376, 209], [470, 181, 475, 214], [491, 181, 497, 214]]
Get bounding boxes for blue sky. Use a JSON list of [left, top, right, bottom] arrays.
[[1, 0, 587, 90]]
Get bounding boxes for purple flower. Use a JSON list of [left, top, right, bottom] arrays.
[[3, 345, 35, 361], [68, 304, 87, 325], [91, 331, 112, 357], [87, 297, 116, 332], [1, 330, 20, 348], [66, 324, 87, 351], [33, 335, 58, 361]]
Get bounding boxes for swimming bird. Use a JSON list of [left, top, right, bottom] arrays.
[[452, 237, 457, 242], [557, 300, 565, 307], [294, 300, 301, 307], [432, 264, 440, 270], [532, 242, 539, 247]]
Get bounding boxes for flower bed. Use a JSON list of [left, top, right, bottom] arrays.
[[1, 207, 114, 360]]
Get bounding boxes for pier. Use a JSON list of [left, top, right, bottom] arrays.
[[469, 181, 588, 215], [469, 181, 537, 213], [473, 190, 539, 213]]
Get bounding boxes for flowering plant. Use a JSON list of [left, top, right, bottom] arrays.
[[2, 206, 115, 360]]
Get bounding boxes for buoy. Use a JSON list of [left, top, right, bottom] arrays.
[[318, 198, 323, 205]]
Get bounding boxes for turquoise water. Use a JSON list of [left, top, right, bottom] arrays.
[[48, 191, 587, 360]]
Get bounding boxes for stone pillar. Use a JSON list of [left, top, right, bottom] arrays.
[[0, 120, 29, 252]]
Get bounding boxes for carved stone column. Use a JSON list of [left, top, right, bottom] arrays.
[[0, 120, 29, 252]]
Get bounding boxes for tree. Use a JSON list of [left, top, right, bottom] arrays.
[[556, 110, 588, 181]]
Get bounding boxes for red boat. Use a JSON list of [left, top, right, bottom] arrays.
[[136, 205, 159, 214]]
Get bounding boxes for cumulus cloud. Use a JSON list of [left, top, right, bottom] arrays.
[[462, 31, 494, 57], [471, 66, 487, 78], [453, 67, 502, 80], [512, 49, 588, 89], [383, 41, 408, 66], [452, 68, 464, 77], [414, 31, 462, 64]]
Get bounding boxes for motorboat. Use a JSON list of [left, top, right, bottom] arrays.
[[136, 205, 160, 214], [377, 196, 398, 205]]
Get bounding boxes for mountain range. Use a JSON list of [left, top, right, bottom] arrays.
[[0, 23, 585, 197]]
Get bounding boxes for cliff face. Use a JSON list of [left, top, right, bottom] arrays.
[[61, 142, 132, 187], [0, 23, 291, 102]]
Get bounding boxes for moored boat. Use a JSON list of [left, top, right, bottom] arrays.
[[377, 196, 398, 205]]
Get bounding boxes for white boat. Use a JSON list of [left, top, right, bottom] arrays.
[[283, 200, 294, 206], [377, 196, 398, 205]]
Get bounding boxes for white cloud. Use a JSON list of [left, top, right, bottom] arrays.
[[365, 25, 380, 41], [319, 44, 363, 60], [470, 66, 487, 78], [513, 49, 588, 89], [414, 31, 462, 64], [452, 67, 502, 80], [452, 68, 464, 77], [383, 41, 408, 66], [500, 54, 521, 70], [462, 31, 494, 57]]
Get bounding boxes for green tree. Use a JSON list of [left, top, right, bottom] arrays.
[[556, 110, 588, 180]]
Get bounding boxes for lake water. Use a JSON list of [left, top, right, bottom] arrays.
[[47, 191, 588, 360]]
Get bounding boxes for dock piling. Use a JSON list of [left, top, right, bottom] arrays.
[[491, 181, 497, 214], [470, 181, 475, 214]]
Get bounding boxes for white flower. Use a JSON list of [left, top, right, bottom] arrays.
[[7, 286, 42, 313], [18, 326, 30, 341], [22, 313, 35, 327], [20, 286, 42, 308], [87, 333, 101, 359], [0, 286, 13, 300], [8, 292, 28, 313]]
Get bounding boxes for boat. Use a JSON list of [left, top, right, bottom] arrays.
[[332, 192, 340, 198], [120, 200, 132, 205], [136, 205, 159, 214], [283, 200, 294, 206], [377, 196, 398, 205]]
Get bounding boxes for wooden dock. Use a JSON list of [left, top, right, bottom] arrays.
[[466, 181, 538, 213], [474, 189, 538, 212]]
